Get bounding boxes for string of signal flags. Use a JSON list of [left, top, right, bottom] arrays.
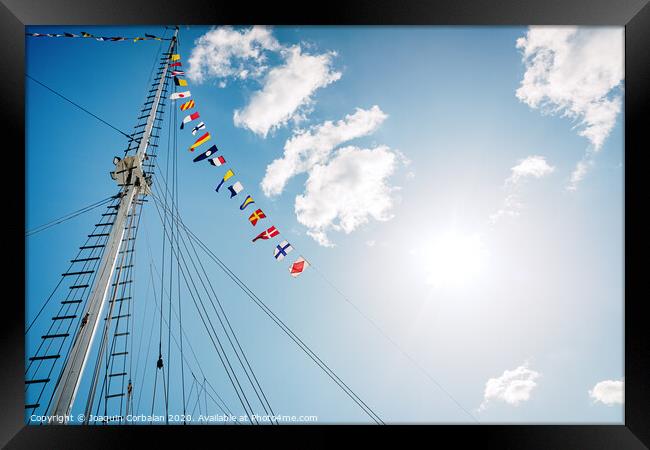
[[25, 31, 172, 42], [167, 53, 310, 278]]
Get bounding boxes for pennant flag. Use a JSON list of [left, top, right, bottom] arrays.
[[248, 209, 266, 226], [95, 37, 106, 41], [228, 181, 244, 198], [81, 32, 92, 38], [171, 70, 185, 76], [180, 100, 195, 111], [252, 226, 279, 242], [134, 37, 145, 42], [174, 77, 188, 87], [170, 62, 182, 67], [171, 54, 181, 61], [64, 33, 78, 38], [216, 169, 234, 192], [189, 132, 211, 152], [180, 111, 200, 129], [239, 195, 255, 210], [209, 155, 226, 167], [145, 33, 162, 40], [193, 145, 218, 163], [274, 240, 294, 261], [170, 91, 191, 100], [289, 256, 310, 278], [191, 122, 206, 136]]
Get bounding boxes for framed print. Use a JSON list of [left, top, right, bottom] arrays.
[[2, 0, 649, 447]]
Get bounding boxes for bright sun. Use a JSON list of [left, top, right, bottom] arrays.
[[414, 231, 487, 288]]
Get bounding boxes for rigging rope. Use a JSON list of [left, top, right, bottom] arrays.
[[148, 196, 259, 422], [139, 226, 238, 419], [312, 267, 480, 423], [26, 75, 135, 142], [25, 195, 114, 237], [149, 192, 383, 424]]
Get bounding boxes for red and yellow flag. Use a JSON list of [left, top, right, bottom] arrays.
[[189, 132, 211, 151], [180, 100, 195, 111], [248, 209, 266, 226]]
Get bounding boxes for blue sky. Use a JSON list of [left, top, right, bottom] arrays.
[[25, 25, 624, 424]]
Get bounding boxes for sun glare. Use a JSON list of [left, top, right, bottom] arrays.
[[416, 231, 487, 288]]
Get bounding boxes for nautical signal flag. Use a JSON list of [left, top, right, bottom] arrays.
[[189, 132, 211, 151], [252, 226, 279, 242], [289, 256, 310, 278], [274, 240, 293, 261], [239, 195, 255, 210], [192, 122, 206, 136], [216, 169, 234, 192], [171, 70, 185, 76], [174, 77, 188, 87], [228, 182, 244, 198], [248, 209, 266, 226], [209, 155, 226, 167], [170, 91, 190, 100], [171, 54, 181, 61], [180, 111, 199, 129], [193, 145, 218, 163], [180, 100, 195, 111], [170, 62, 182, 67]]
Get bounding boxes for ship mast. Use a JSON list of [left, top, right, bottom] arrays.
[[48, 27, 179, 422]]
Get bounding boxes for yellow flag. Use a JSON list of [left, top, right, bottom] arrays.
[[216, 169, 235, 192], [171, 54, 181, 61]]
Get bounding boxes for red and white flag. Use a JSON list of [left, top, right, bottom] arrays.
[[171, 70, 185, 76], [209, 155, 226, 167], [289, 256, 310, 278], [252, 226, 279, 242], [180, 111, 200, 129], [170, 91, 191, 100]]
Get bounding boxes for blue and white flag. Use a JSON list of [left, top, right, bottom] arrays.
[[228, 181, 244, 198], [273, 240, 294, 261], [191, 121, 206, 136]]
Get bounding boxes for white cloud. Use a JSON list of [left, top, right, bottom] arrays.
[[507, 155, 556, 185], [187, 26, 280, 84], [490, 155, 554, 224], [589, 379, 624, 406], [261, 106, 388, 196], [567, 158, 594, 191], [233, 46, 341, 137], [295, 146, 400, 247], [489, 194, 523, 225], [478, 362, 540, 411], [516, 27, 623, 188]]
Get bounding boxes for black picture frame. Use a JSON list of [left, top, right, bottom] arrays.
[[2, 0, 648, 447]]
